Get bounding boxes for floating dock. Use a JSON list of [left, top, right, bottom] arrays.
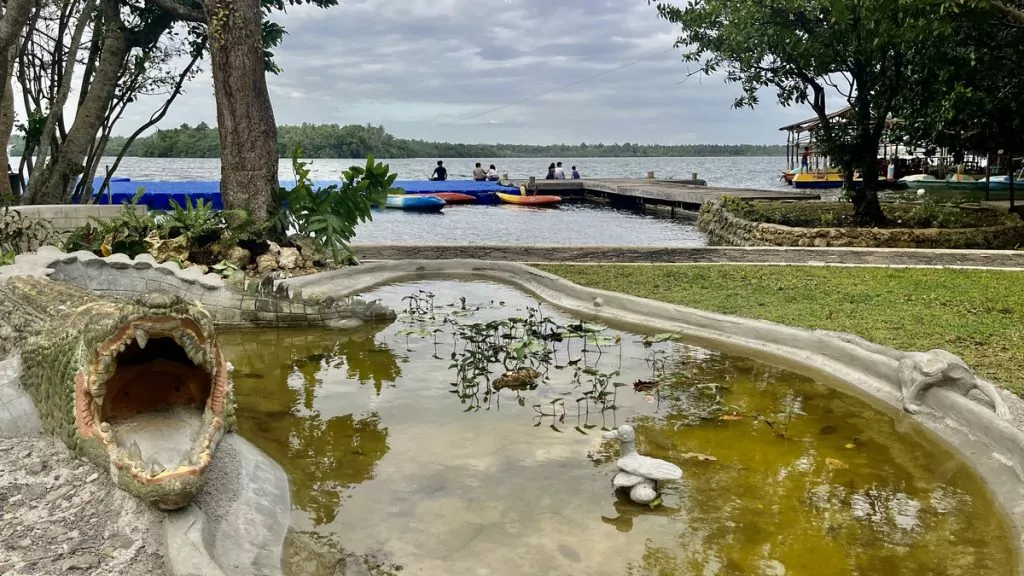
[[89, 176, 819, 214], [506, 177, 819, 218]]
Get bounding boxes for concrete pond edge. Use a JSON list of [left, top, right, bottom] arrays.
[[282, 258, 1024, 571]]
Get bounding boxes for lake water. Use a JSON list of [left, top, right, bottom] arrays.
[[219, 280, 1017, 576], [79, 156, 794, 247], [91, 155, 788, 190]]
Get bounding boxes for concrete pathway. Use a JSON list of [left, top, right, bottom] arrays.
[[352, 244, 1024, 270]]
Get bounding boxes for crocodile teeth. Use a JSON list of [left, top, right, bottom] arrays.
[[134, 328, 149, 349], [97, 355, 113, 375], [148, 459, 165, 476], [128, 440, 142, 461]]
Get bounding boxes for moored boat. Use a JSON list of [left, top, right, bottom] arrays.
[[791, 171, 844, 190], [407, 191, 476, 204], [384, 194, 446, 212], [496, 190, 562, 206]]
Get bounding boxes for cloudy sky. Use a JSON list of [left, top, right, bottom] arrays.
[[120, 0, 816, 146]]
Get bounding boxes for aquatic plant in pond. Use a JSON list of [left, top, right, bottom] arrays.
[[219, 280, 1018, 576]]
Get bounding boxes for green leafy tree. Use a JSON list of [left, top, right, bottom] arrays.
[[908, 1, 1024, 173], [649, 0, 946, 225]]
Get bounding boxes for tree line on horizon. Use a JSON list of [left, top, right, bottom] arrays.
[[8, 122, 785, 159]]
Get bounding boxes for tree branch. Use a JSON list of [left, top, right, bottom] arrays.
[[993, 1, 1024, 25], [144, 0, 208, 24]]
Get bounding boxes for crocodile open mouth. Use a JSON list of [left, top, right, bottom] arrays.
[[75, 316, 229, 491]]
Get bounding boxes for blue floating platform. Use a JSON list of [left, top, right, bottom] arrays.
[[90, 178, 519, 209]]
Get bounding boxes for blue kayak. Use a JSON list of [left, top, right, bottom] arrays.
[[384, 194, 446, 212]]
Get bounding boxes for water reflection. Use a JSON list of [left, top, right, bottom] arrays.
[[220, 325, 398, 525], [219, 281, 1017, 576]]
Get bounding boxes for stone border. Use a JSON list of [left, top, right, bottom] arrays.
[[282, 259, 1024, 571], [351, 244, 1024, 269], [698, 198, 1024, 249]]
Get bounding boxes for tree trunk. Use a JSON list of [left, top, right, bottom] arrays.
[[27, 0, 125, 205], [204, 0, 278, 225], [852, 144, 885, 226], [0, 75, 14, 199]]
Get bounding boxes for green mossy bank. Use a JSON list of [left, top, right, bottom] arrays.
[[539, 264, 1024, 396]]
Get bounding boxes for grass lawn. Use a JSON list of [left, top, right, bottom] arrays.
[[538, 264, 1024, 396]]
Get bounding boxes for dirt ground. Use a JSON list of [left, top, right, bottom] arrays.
[[0, 435, 168, 576]]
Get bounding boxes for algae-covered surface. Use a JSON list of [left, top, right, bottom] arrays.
[[218, 280, 1017, 576]]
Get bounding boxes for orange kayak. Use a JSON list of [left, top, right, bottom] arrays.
[[496, 191, 562, 206]]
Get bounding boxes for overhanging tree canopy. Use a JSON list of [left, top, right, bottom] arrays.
[[649, 0, 952, 225]]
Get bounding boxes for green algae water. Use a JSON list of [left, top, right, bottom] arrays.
[[218, 280, 1017, 576]]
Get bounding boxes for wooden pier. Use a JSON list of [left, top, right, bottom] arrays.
[[505, 177, 819, 218]]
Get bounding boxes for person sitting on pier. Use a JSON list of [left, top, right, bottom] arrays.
[[571, 165, 581, 179], [545, 163, 556, 179], [486, 164, 499, 181], [472, 162, 487, 181], [430, 160, 448, 181], [554, 161, 566, 179]]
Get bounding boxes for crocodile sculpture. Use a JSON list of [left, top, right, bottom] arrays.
[[0, 246, 396, 511]]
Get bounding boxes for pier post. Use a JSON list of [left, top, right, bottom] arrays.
[[691, 172, 698, 181], [646, 171, 655, 179]]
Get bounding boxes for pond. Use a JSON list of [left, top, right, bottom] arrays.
[[219, 280, 1017, 576]]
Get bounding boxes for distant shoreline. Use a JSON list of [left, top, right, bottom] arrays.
[[9, 122, 787, 159]]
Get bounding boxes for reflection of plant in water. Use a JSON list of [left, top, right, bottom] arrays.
[[219, 327, 396, 526], [753, 391, 806, 439]]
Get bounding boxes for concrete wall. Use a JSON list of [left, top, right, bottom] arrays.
[[698, 198, 1024, 249], [9, 204, 147, 235]]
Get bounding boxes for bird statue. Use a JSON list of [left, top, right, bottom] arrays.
[[602, 424, 682, 507]]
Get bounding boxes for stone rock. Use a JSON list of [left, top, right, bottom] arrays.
[[277, 247, 302, 270], [182, 262, 209, 274], [26, 460, 43, 474], [267, 241, 282, 255], [287, 234, 328, 265], [256, 253, 278, 274], [60, 555, 99, 571], [20, 482, 44, 500], [225, 246, 252, 269], [144, 230, 189, 263]]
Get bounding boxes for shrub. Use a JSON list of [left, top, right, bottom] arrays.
[[62, 189, 158, 258], [721, 196, 1011, 230], [1, 206, 56, 264], [269, 146, 396, 264]]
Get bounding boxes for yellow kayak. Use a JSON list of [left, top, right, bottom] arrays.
[[496, 191, 562, 206]]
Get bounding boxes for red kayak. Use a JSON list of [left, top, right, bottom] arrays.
[[419, 192, 475, 204]]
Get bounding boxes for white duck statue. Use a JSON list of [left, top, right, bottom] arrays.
[[603, 424, 682, 506]]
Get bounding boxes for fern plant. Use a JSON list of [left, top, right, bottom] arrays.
[[269, 146, 395, 264]]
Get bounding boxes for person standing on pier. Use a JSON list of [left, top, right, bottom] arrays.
[[431, 160, 448, 181], [554, 162, 566, 179], [801, 146, 812, 172]]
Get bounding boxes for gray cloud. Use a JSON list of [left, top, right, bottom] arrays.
[[119, 0, 815, 145]]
